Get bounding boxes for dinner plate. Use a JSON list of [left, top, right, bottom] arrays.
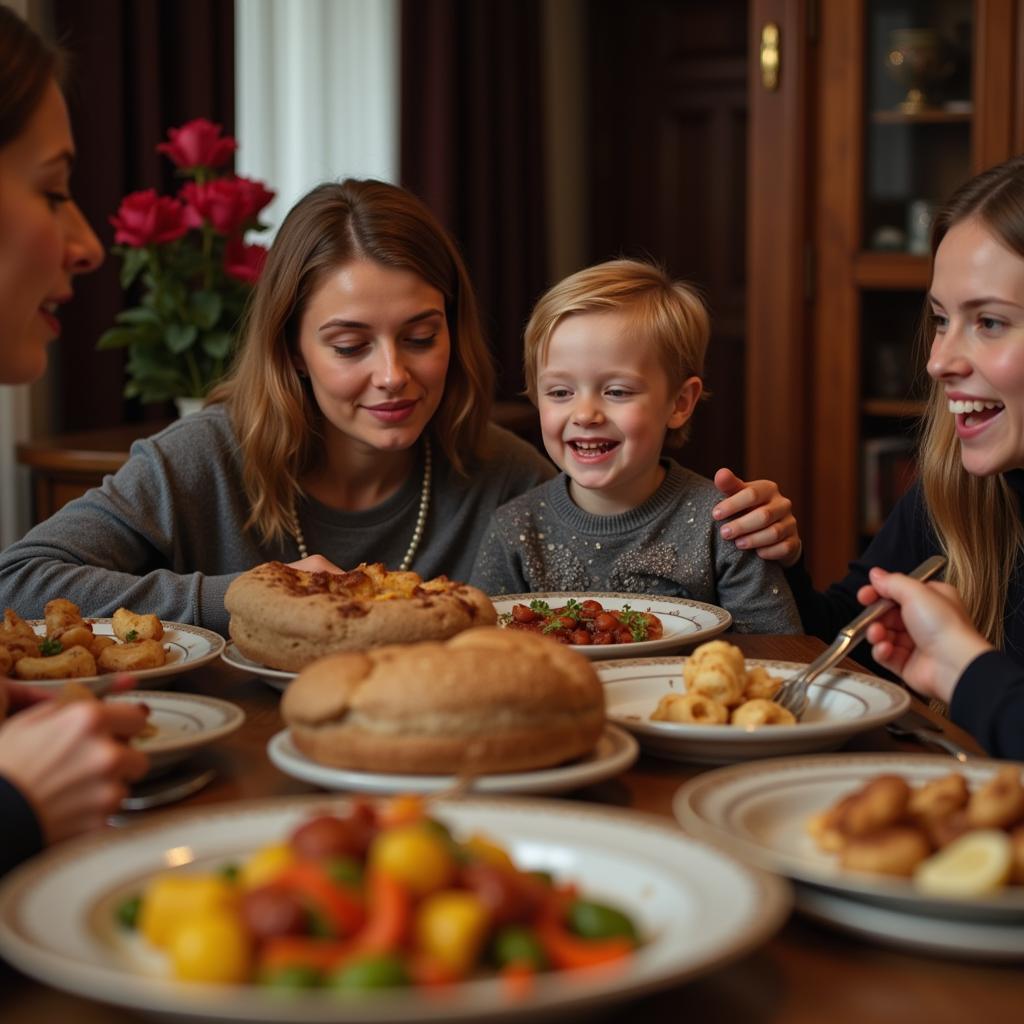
[[795, 884, 1024, 960], [107, 691, 245, 775], [600, 657, 910, 764], [0, 795, 791, 1024], [24, 620, 225, 691], [221, 641, 293, 690], [266, 723, 640, 795], [492, 592, 732, 660], [673, 753, 1024, 924]]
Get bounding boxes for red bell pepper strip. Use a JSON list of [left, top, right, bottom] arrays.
[[275, 861, 366, 937], [259, 935, 354, 973], [535, 918, 633, 971], [353, 870, 412, 953]]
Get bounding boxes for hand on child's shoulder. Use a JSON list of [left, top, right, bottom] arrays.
[[711, 467, 802, 568]]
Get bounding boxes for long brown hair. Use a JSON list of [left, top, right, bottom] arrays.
[[0, 5, 62, 148], [209, 179, 495, 545], [919, 154, 1024, 646]]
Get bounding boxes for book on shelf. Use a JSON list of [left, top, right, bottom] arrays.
[[861, 436, 917, 535]]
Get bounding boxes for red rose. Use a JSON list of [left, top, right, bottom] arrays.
[[156, 118, 237, 170], [181, 176, 274, 235], [109, 189, 188, 246], [224, 237, 268, 283]]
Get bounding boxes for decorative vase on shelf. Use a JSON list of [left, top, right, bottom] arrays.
[[174, 396, 205, 418]]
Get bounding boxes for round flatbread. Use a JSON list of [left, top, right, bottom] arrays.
[[224, 561, 497, 671]]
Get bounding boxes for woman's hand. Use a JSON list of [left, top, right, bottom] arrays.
[[286, 555, 346, 574], [859, 567, 994, 704], [712, 468, 802, 567], [0, 698, 150, 842]]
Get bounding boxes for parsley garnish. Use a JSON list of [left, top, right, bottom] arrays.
[[561, 598, 583, 619], [529, 598, 553, 616], [39, 637, 63, 656], [617, 605, 649, 642], [125, 629, 138, 642], [542, 617, 566, 634]]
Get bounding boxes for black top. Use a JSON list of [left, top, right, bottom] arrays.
[[784, 472, 1024, 759], [0, 775, 43, 877]]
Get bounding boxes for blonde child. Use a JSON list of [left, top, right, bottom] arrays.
[[470, 259, 800, 633]]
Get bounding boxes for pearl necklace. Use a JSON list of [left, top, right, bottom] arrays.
[[288, 440, 432, 572]]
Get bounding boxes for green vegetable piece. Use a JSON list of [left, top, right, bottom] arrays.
[[39, 637, 62, 656], [324, 856, 363, 889], [527, 869, 554, 887], [261, 965, 322, 990], [528, 598, 553, 616], [329, 953, 410, 991], [566, 899, 638, 943], [307, 908, 333, 938], [492, 925, 547, 970], [124, 629, 139, 642], [217, 862, 240, 883], [115, 894, 142, 930]]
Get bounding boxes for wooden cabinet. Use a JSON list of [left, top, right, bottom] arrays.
[[748, 0, 1023, 587]]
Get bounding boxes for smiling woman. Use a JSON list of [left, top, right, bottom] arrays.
[[0, 178, 554, 633]]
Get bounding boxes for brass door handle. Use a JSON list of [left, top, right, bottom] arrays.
[[760, 22, 780, 91]]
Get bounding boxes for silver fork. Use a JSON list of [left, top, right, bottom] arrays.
[[775, 554, 947, 719]]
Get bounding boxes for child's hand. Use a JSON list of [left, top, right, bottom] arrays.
[[860, 567, 994, 704], [712, 468, 802, 567]]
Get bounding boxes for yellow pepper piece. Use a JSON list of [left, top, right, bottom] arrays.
[[139, 874, 237, 949], [169, 909, 251, 983], [369, 824, 456, 897], [415, 890, 491, 977], [463, 832, 515, 870], [238, 842, 295, 889]]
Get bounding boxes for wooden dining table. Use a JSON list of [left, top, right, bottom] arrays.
[[3, 633, 1020, 1024]]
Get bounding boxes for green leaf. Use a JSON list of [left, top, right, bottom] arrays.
[[97, 326, 144, 350], [119, 247, 148, 289], [200, 330, 233, 359], [164, 323, 197, 354], [115, 307, 161, 327], [188, 291, 222, 330]]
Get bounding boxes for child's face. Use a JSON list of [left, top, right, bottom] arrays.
[[537, 309, 700, 514]]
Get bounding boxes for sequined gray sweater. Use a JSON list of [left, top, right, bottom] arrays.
[[470, 460, 801, 634]]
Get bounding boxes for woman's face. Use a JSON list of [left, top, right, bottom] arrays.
[[296, 258, 452, 458], [0, 79, 103, 384], [927, 216, 1024, 477]]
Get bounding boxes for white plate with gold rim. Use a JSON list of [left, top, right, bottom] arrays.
[[600, 657, 910, 764], [673, 753, 1024, 924], [22, 620, 225, 691], [0, 795, 790, 1023], [267, 724, 639, 796], [492, 592, 731, 661]]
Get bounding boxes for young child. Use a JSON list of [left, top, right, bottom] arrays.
[[470, 259, 800, 633]]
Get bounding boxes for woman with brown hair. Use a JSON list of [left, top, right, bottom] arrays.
[[0, 177, 553, 634], [0, 5, 148, 876], [714, 154, 1024, 759]]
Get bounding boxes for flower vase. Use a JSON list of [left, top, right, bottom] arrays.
[[174, 397, 205, 418]]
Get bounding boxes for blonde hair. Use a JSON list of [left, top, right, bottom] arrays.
[[209, 179, 495, 546], [919, 154, 1024, 647], [522, 259, 710, 446]]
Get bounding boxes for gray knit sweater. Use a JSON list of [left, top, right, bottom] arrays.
[[0, 405, 554, 634], [470, 461, 801, 634]]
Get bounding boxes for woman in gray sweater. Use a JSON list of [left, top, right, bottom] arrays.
[[0, 179, 552, 634]]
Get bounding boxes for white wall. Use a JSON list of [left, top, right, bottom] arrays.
[[234, 0, 399, 235]]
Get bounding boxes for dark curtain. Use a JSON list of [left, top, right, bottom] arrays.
[[50, 0, 234, 431], [400, 0, 547, 401]]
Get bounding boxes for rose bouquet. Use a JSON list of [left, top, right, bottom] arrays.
[[98, 119, 274, 404]]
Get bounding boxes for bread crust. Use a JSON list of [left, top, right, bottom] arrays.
[[281, 626, 605, 774], [225, 562, 497, 671]]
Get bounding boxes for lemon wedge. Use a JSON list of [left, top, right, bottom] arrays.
[[913, 830, 1012, 897]]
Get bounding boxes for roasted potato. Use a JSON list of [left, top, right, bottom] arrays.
[[0, 646, 11, 677], [44, 598, 86, 639], [112, 607, 164, 643], [4, 608, 36, 640], [89, 635, 117, 657], [14, 645, 98, 680], [0, 633, 41, 663], [58, 624, 95, 650], [97, 638, 166, 673]]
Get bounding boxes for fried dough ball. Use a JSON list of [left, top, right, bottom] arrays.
[[688, 662, 745, 708], [112, 607, 164, 643], [14, 644, 97, 680], [651, 691, 728, 725], [3, 608, 36, 640], [731, 698, 796, 728], [97, 638, 166, 673], [1010, 825, 1024, 885], [89, 635, 117, 657], [0, 631, 39, 663], [908, 774, 970, 826], [0, 646, 10, 676], [967, 766, 1024, 830], [806, 802, 852, 854], [836, 775, 911, 838], [743, 665, 782, 701], [44, 598, 86, 639], [923, 807, 972, 850], [839, 825, 932, 877], [683, 640, 745, 687], [57, 624, 95, 650]]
